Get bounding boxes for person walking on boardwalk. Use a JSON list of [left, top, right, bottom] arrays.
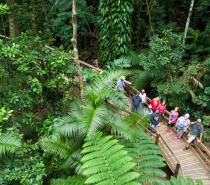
[[150, 109, 161, 129], [139, 89, 147, 107], [165, 107, 179, 133], [174, 113, 190, 142], [116, 76, 125, 91], [132, 91, 142, 112], [183, 119, 204, 151], [150, 97, 160, 112], [156, 101, 166, 127]]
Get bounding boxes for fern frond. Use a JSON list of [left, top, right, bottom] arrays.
[[50, 175, 86, 185], [81, 132, 141, 184], [138, 168, 166, 177], [0, 132, 21, 155], [138, 176, 164, 185], [121, 130, 166, 185], [164, 176, 201, 185]]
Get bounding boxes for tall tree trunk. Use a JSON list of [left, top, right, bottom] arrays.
[[1, 16, 6, 37], [182, 0, 195, 45], [42, 0, 50, 30], [71, 0, 84, 105], [6, 0, 19, 37], [145, 0, 155, 35], [28, 0, 38, 35]]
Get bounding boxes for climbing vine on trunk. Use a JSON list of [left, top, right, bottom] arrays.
[[98, 0, 133, 64]]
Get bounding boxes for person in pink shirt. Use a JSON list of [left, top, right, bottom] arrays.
[[165, 107, 179, 133], [150, 97, 160, 112], [157, 101, 166, 126]]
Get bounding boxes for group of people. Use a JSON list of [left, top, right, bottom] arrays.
[[131, 92, 204, 151], [117, 76, 204, 151]]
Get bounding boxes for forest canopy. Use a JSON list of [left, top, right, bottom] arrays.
[[0, 0, 210, 184]]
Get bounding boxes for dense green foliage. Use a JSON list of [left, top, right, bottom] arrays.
[[0, 0, 210, 184], [98, 0, 133, 63]]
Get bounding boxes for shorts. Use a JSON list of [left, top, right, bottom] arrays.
[[177, 128, 184, 135], [167, 122, 175, 127], [188, 134, 196, 143]]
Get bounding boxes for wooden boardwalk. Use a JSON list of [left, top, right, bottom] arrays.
[[154, 123, 210, 185]]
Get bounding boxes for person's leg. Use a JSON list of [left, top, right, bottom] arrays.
[[168, 124, 174, 133], [174, 128, 179, 139], [150, 123, 156, 133], [157, 114, 162, 127], [165, 122, 172, 132], [132, 105, 135, 112], [177, 130, 184, 141], [183, 135, 196, 150], [139, 104, 142, 111]]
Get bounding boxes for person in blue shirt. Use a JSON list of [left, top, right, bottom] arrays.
[[116, 76, 125, 91], [132, 91, 142, 112]]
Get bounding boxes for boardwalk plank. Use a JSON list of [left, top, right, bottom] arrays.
[[152, 122, 210, 183]]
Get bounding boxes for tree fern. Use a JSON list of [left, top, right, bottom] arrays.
[[164, 176, 203, 185], [0, 132, 21, 155], [121, 131, 166, 185], [50, 175, 86, 185], [81, 132, 141, 185]]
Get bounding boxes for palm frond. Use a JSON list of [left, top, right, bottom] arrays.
[[39, 135, 72, 159], [60, 149, 83, 174], [82, 103, 109, 137], [0, 132, 21, 155], [184, 74, 203, 89], [189, 89, 196, 104], [54, 116, 85, 138], [105, 50, 141, 70], [105, 114, 135, 140], [129, 70, 152, 90], [53, 100, 85, 138], [81, 132, 141, 184], [85, 70, 130, 110]]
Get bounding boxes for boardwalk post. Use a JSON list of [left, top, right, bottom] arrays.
[[155, 133, 160, 145], [174, 163, 180, 177]]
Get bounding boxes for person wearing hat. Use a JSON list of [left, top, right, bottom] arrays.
[[116, 76, 125, 91], [132, 91, 142, 112], [174, 113, 190, 142], [183, 119, 204, 151]]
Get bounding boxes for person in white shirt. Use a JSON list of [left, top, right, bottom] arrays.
[[139, 89, 147, 108]]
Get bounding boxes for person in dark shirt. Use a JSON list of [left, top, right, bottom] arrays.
[[132, 91, 142, 112], [151, 109, 161, 128], [183, 119, 204, 151]]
